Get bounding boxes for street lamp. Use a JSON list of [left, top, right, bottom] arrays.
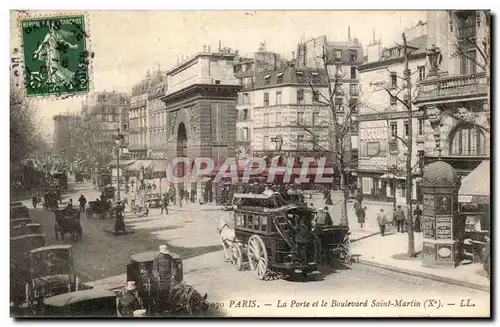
[[113, 129, 125, 202]]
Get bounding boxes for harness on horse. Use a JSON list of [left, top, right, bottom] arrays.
[[217, 223, 230, 234]]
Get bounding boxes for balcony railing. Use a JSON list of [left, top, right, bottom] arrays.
[[130, 98, 148, 109], [416, 71, 488, 103]]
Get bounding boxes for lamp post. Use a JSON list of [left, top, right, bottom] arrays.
[[113, 129, 125, 202]]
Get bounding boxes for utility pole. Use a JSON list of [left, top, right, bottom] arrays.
[[402, 33, 415, 257]]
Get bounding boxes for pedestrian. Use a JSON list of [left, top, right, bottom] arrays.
[[161, 194, 169, 215], [413, 204, 422, 233], [394, 205, 406, 233], [78, 194, 87, 213], [145, 201, 151, 217], [377, 208, 388, 237], [152, 245, 175, 312], [115, 201, 126, 234], [118, 281, 142, 317], [325, 189, 333, 205], [357, 206, 366, 229], [294, 215, 313, 266], [32, 194, 38, 209]]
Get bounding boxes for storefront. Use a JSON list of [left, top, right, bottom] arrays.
[[458, 160, 490, 263]]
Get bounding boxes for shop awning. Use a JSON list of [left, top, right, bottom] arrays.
[[380, 173, 406, 180], [106, 160, 135, 168], [152, 160, 169, 173], [125, 160, 153, 172], [459, 160, 490, 204]]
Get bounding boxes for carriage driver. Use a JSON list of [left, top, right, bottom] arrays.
[[118, 281, 142, 317], [152, 245, 175, 312], [294, 215, 313, 267]]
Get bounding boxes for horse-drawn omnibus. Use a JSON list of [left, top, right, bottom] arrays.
[[219, 192, 352, 280]]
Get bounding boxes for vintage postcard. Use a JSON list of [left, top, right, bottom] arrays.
[[9, 10, 491, 318]]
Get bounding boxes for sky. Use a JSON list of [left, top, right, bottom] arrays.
[[10, 10, 428, 138]]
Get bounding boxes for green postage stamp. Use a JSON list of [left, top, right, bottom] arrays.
[[20, 14, 90, 97]]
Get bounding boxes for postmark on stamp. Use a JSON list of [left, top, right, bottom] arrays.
[[20, 14, 91, 97]]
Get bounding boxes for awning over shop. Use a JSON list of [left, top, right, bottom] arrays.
[[106, 160, 136, 168], [125, 160, 153, 172], [459, 160, 490, 204], [152, 160, 169, 173], [380, 173, 406, 180]]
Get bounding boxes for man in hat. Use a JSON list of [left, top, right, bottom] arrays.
[[115, 201, 126, 234], [118, 281, 142, 317], [152, 245, 175, 312]]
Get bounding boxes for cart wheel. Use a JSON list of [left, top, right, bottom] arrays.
[[247, 235, 268, 280], [231, 244, 243, 271]]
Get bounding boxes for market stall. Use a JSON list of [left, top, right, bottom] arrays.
[[458, 160, 490, 263]]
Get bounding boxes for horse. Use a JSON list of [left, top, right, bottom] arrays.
[[216, 215, 237, 262], [168, 282, 208, 316], [54, 209, 83, 243]]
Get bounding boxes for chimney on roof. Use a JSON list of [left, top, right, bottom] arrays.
[[292, 51, 295, 60], [372, 29, 375, 44], [219, 40, 222, 52], [348, 26, 351, 41], [208, 46, 211, 53], [203, 45, 206, 52]]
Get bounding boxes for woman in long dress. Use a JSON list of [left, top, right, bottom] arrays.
[[33, 22, 78, 87]]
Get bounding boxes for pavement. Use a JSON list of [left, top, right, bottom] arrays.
[[17, 179, 490, 310]]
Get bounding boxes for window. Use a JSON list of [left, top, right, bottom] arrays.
[[312, 112, 320, 126], [263, 136, 269, 150], [263, 92, 269, 106], [297, 89, 304, 104], [242, 127, 249, 141], [390, 94, 397, 106], [296, 71, 305, 83], [263, 113, 269, 126], [349, 84, 359, 97], [335, 65, 342, 76], [311, 72, 321, 84], [390, 72, 397, 89], [404, 120, 409, 137], [243, 93, 249, 105], [276, 91, 282, 105], [260, 216, 268, 232], [403, 94, 410, 107], [350, 67, 356, 79], [335, 97, 343, 111], [418, 66, 426, 81], [390, 122, 398, 137], [334, 50, 342, 61], [313, 91, 320, 102], [242, 109, 248, 121], [418, 119, 424, 135], [460, 50, 477, 75], [312, 135, 320, 150], [277, 73, 284, 84], [297, 112, 305, 125], [275, 112, 281, 126], [401, 183, 406, 197], [297, 135, 305, 150], [450, 123, 486, 155], [349, 50, 358, 62], [349, 98, 358, 113], [264, 75, 271, 85]]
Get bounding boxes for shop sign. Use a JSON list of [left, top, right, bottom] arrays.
[[423, 193, 435, 216], [358, 156, 387, 171], [423, 217, 435, 239], [359, 121, 388, 141], [458, 195, 472, 203], [436, 217, 452, 240]]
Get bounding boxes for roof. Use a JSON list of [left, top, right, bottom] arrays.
[[30, 244, 72, 253], [459, 160, 490, 198], [43, 289, 116, 307], [10, 233, 44, 241]]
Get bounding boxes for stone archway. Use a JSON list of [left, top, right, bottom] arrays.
[[176, 122, 188, 158]]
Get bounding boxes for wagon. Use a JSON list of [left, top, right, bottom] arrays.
[[11, 205, 30, 219], [42, 289, 117, 317], [228, 192, 318, 280], [10, 234, 45, 307], [27, 244, 79, 312], [145, 192, 161, 207], [104, 186, 115, 200], [11, 218, 32, 229], [11, 201, 23, 207], [126, 251, 183, 314], [312, 225, 352, 265]]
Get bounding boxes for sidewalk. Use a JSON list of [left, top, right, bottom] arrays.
[[352, 229, 490, 291]]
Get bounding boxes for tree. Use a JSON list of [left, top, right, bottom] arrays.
[[366, 33, 419, 257], [293, 46, 360, 226], [10, 83, 42, 167]]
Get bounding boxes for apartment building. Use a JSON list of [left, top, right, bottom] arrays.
[[357, 22, 428, 202], [129, 76, 150, 158]]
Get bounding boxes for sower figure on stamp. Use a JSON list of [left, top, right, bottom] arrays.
[[152, 245, 175, 314]]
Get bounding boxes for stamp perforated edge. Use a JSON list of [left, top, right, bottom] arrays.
[[13, 10, 94, 101]]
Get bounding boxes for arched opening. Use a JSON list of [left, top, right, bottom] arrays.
[[175, 123, 188, 186], [449, 123, 486, 156]]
